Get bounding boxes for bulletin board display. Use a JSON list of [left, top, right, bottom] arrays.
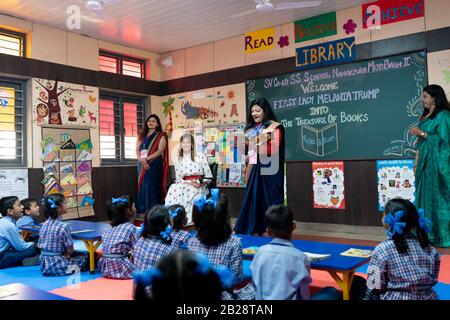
[[168, 123, 247, 188], [40, 127, 95, 219]]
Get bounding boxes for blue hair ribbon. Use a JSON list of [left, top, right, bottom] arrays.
[[169, 207, 182, 219], [112, 197, 128, 205], [194, 253, 234, 289], [383, 210, 406, 238], [417, 208, 432, 234], [133, 268, 162, 287], [160, 225, 172, 240], [213, 265, 235, 289], [193, 188, 220, 211], [42, 197, 57, 209]]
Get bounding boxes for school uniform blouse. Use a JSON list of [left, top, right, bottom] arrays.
[[250, 238, 312, 300], [0, 216, 34, 254], [38, 216, 87, 276], [187, 235, 244, 285], [365, 234, 441, 300], [98, 222, 138, 279], [16, 215, 38, 229], [133, 236, 176, 271], [170, 230, 192, 249]]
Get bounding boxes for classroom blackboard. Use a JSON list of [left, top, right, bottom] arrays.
[[246, 51, 426, 161]]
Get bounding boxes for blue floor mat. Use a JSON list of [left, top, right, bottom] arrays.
[[0, 265, 102, 291], [434, 282, 450, 300]]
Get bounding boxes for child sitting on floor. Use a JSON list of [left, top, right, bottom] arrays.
[[133, 250, 232, 302], [99, 195, 139, 279], [0, 196, 39, 269], [364, 198, 440, 300], [38, 194, 88, 276], [133, 205, 176, 271], [187, 189, 255, 300], [167, 204, 192, 249], [251, 204, 341, 300]]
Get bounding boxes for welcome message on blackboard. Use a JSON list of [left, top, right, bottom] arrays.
[[246, 52, 426, 161]]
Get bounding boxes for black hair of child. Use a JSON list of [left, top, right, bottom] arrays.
[[134, 250, 222, 302], [21, 198, 37, 215], [42, 193, 65, 220], [106, 195, 133, 227], [141, 205, 171, 242], [384, 198, 431, 253], [167, 204, 187, 231], [265, 204, 294, 237], [0, 196, 19, 216], [192, 193, 231, 246]]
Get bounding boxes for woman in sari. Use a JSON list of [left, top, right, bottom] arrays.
[[234, 98, 285, 235], [410, 84, 450, 247], [136, 114, 169, 214]]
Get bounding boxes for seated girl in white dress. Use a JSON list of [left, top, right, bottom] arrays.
[[165, 133, 213, 225]]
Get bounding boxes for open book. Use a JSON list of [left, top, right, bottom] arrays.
[[340, 248, 373, 258], [242, 247, 330, 262], [303, 252, 331, 262]]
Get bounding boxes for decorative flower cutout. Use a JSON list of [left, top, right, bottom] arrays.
[[343, 19, 357, 34], [277, 36, 289, 48]]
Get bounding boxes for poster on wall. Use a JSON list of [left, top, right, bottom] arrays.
[[32, 78, 99, 127], [166, 123, 246, 188], [161, 83, 246, 134], [376, 159, 415, 211], [312, 161, 345, 209], [41, 127, 95, 219], [0, 169, 28, 201]]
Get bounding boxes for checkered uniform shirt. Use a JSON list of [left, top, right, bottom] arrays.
[[170, 230, 192, 249], [365, 234, 441, 300], [98, 222, 138, 279], [133, 236, 176, 271], [38, 217, 87, 276], [187, 235, 255, 300]]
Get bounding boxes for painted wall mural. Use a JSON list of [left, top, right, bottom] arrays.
[[32, 78, 99, 127], [161, 83, 246, 135]]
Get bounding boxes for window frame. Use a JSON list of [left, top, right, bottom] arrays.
[[99, 92, 145, 166], [0, 77, 27, 167], [0, 27, 26, 57], [99, 50, 146, 79]]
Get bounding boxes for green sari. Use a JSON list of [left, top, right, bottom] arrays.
[[416, 110, 450, 247]]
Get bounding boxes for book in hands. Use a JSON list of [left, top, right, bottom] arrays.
[[340, 248, 373, 258]]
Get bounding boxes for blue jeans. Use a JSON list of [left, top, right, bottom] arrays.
[[310, 286, 342, 300], [0, 245, 38, 269]]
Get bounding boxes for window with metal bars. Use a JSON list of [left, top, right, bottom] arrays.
[[0, 78, 26, 167], [0, 28, 26, 57], [99, 93, 144, 164], [99, 51, 146, 79]]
